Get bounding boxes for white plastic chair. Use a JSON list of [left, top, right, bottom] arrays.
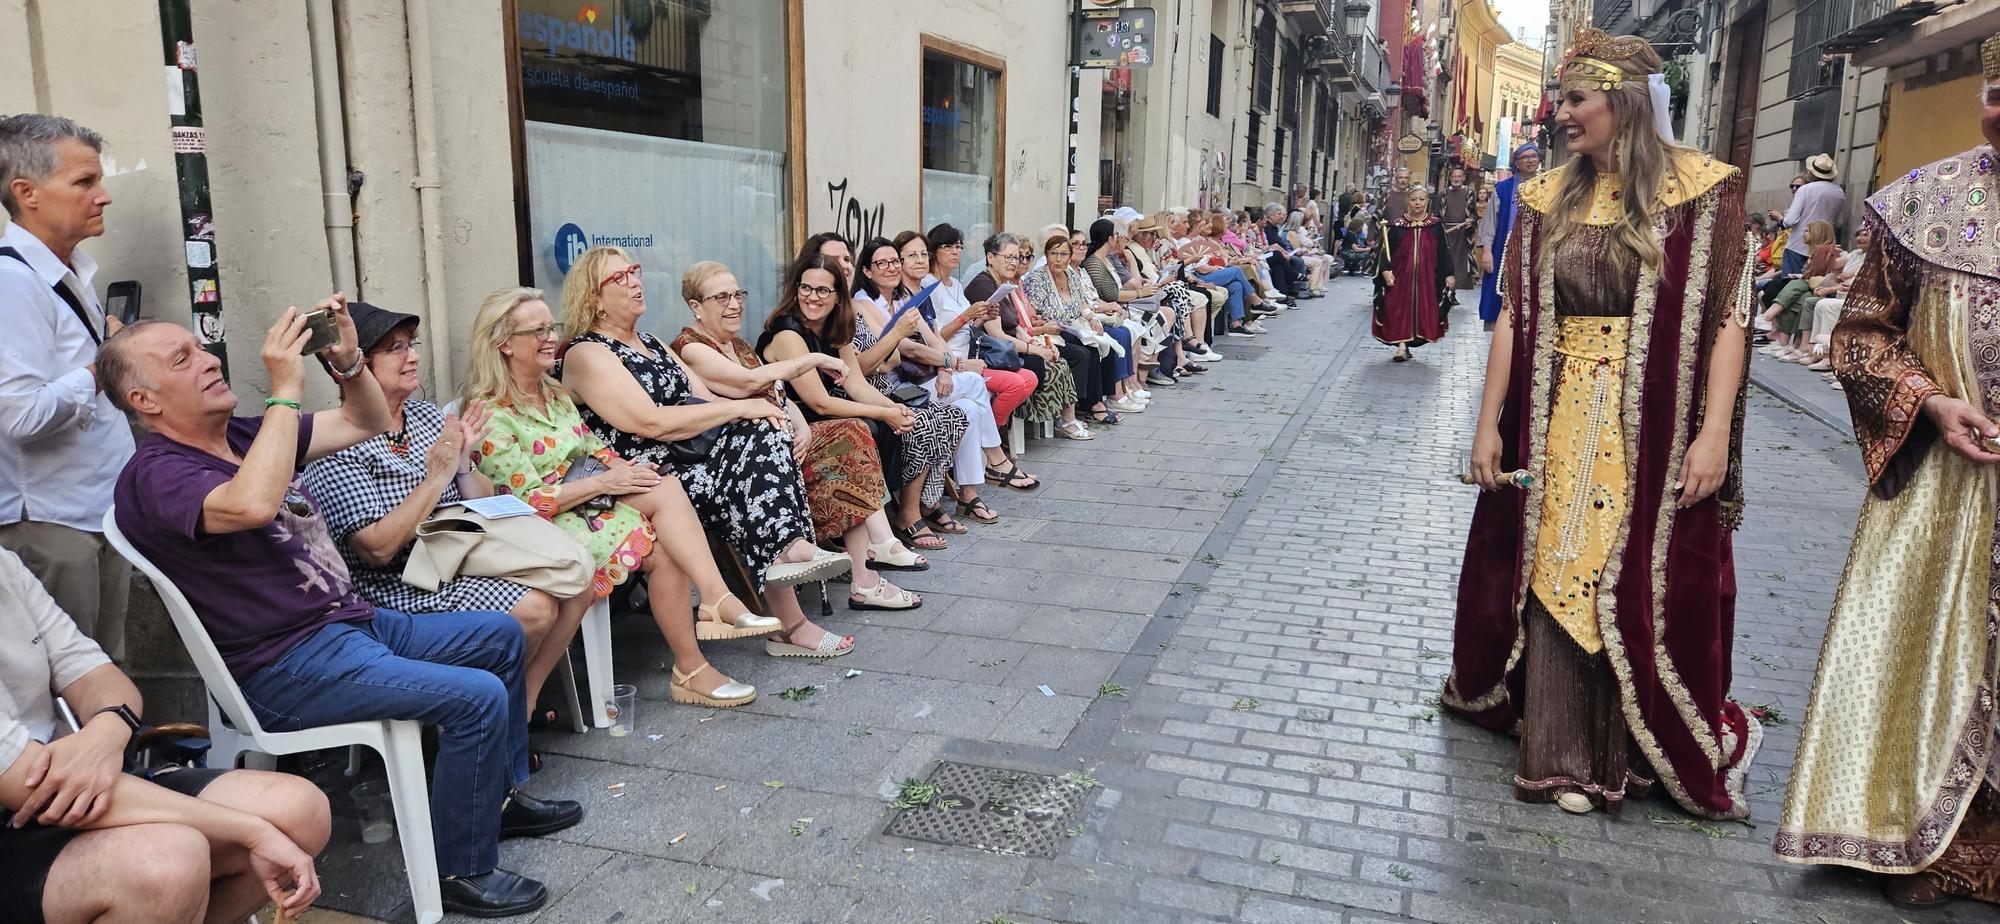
[[103, 508, 445, 924]]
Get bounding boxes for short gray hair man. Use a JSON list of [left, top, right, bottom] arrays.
[[0, 113, 104, 216]]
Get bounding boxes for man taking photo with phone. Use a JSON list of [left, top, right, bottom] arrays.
[[0, 114, 135, 663]]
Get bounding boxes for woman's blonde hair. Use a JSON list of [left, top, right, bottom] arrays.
[[558, 245, 630, 341], [461, 286, 561, 409], [1544, 36, 1689, 271], [681, 260, 731, 304], [1803, 219, 1835, 248]]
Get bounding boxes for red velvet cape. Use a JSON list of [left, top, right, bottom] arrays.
[[1442, 161, 1761, 820]]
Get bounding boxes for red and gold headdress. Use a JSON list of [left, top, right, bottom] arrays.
[[1558, 27, 1657, 92]]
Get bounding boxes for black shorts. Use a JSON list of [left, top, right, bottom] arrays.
[[0, 766, 228, 924]]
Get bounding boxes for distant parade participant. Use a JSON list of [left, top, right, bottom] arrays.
[[1439, 166, 1477, 289], [1775, 34, 2000, 912], [1371, 186, 1452, 362], [1475, 143, 1542, 329], [1446, 28, 1759, 821]]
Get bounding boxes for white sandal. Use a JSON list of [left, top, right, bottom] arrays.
[[765, 628, 855, 658], [765, 545, 852, 587], [1056, 420, 1094, 441], [865, 539, 928, 572], [848, 579, 921, 611]]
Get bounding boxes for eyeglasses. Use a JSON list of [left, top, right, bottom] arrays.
[[510, 323, 561, 341], [936, 243, 963, 252], [597, 264, 643, 290], [796, 283, 838, 300], [699, 289, 750, 306], [1046, 248, 1072, 256], [902, 252, 930, 263], [869, 257, 904, 270], [371, 338, 424, 357]]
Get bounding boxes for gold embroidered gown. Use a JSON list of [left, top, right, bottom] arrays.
[[1776, 143, 2000, 904]]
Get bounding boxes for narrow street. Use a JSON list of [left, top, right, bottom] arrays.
[[312, 275, 1977, 923]]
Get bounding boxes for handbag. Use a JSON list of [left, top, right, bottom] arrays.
[[887, 383, 933, 408], [402, 506, 594, 597], [972, 332, 1023, 371], [562, 454, 616, 514], [659, 396, 726, 464]]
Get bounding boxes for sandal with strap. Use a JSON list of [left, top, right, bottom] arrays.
[[849, 579, 922, 611], [764, 544, 852, 587], [670, 662, 756, 707], [985, 462, 1040, 491], [925, 508, 969, 535], [765, 627, 856, 658], [865, 539, 928, 571], [894, 518, 948, 550], [695, 592, 783, 641], [1055, 420, 1094, 441], [956, 495, 999, 524]]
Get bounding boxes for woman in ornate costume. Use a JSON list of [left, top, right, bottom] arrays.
[[1774, 34, 2000, 911], [1445, 29, 1760, 820], [1372, 186, 1454, 362]]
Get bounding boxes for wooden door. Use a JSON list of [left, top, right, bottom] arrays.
[[1726, 12, 1766, 174]]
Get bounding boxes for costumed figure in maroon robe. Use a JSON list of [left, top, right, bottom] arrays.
[[1372, 185, 1454, 362], [1445, 28, 1760, 821]]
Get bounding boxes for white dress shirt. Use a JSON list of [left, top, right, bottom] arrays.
[[0, 221, 135, 531]]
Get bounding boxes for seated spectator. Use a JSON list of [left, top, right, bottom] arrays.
[[762, 249, 969, 551], [1184, 213, 1266, 337], [1082, 218, 1170, 394], [462, 286, 777, 708], [1025, 232, 1140, 426], [104, 300, 580, 916], [856, 233, 996, 536], [0, 547, 328, 924], [923, 223, 1043, 491], [556, 249, 857, 657], [1260, 203, 1304, 300], [1760, 220, 1843, 360], [670, 259, 923, 617], [966, 232, 1085, 435], [1804, 225, 1872, 381], [1287, 209, 1334, 296], [303, 303, 593, 736], [1342, 210, 1379, 275], [860, 233, 1004, 530], [1131, 215, 1221, 363]]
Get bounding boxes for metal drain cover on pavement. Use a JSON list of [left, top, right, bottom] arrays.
[[883, 761, 1095, 858]]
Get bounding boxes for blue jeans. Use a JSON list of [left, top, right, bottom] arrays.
[[1195, 266, 1251, 322], [1102, 324, 1134, 382], [239, 608, 527, 877]]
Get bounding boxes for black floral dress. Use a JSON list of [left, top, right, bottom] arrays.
[[568, 331, 814, 588]]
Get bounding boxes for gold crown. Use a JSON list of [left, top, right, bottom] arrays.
[[1984, 33, 2000, 80], [1559, 27, 1656, 90]]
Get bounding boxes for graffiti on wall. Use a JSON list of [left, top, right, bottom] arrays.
[[826, 178, 886, 245]]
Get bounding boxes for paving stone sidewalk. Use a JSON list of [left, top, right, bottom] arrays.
[[313, 277, 1972, 923]]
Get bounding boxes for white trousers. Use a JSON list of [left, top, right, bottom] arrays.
[[1810, 297, 1846, 349], [925, 370, 999, 486]]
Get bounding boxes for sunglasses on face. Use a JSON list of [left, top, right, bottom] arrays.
[[597, 264, 643, 290]]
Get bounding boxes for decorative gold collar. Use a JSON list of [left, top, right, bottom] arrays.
[[1517, 150, 1737, 222]]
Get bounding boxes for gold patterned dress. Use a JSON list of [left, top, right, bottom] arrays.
[[1776, 143, 2000, 904]]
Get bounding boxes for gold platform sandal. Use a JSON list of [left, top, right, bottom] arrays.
[[695, 592, 782, 641], [670, 662, 756, 707]]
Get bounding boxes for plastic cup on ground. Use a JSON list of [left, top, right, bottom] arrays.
[[609, 683, 637, 737], [351, 780, 394, 844]]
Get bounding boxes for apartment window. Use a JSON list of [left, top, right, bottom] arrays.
[[1252, 14, 1276, 112], [1245, 111, 1262, 180], [518, 0, 791, 337], [1273, 126, 1286, 187], [921, 41, 1004, 249], [1280, 39, 1302, 122], [1206, 34, 1224, 117], [1787, 0, 1852, 160]]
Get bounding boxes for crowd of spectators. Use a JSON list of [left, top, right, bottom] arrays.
[[0, 111, 1333, 920]]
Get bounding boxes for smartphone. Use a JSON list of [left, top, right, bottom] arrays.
[[105, 280, 141, 325], [300, 308, 341, 355]]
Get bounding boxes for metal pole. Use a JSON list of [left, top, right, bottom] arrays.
[[158, 0, 226, 373], [1065, 0, 1083, 230]]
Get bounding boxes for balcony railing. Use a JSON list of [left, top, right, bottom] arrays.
[[1343, 33, 1389, 99], [1824, 0, 1942, 52], [1280, 0, 1335, 32]]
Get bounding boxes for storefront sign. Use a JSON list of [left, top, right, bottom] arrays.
[[1397, 134, 1424, 154]]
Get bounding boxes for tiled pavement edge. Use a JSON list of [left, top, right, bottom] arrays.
[[313, 277, 1972, 923]]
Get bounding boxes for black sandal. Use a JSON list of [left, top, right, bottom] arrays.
[[894, 518, 948, 550], [956, 495, 999, 523], [925, 507, 969, 534], [985, 462, 1039, 491]]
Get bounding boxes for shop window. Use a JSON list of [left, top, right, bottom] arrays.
[[517, 0, 792, 337], [921, 43, 1003, 267]]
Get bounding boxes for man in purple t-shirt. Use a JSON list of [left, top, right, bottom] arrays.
[[102, 297, 579, 918]]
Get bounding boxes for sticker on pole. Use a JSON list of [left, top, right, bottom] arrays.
[[171, 126, 205, 154], [176, 41, 197, 71], [185, 240, 214, 269]]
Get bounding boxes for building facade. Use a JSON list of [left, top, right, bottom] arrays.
[[1489, 40, 1543, 161]]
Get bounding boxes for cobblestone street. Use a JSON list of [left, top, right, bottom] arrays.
[[314, 275, 1981, 923]]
